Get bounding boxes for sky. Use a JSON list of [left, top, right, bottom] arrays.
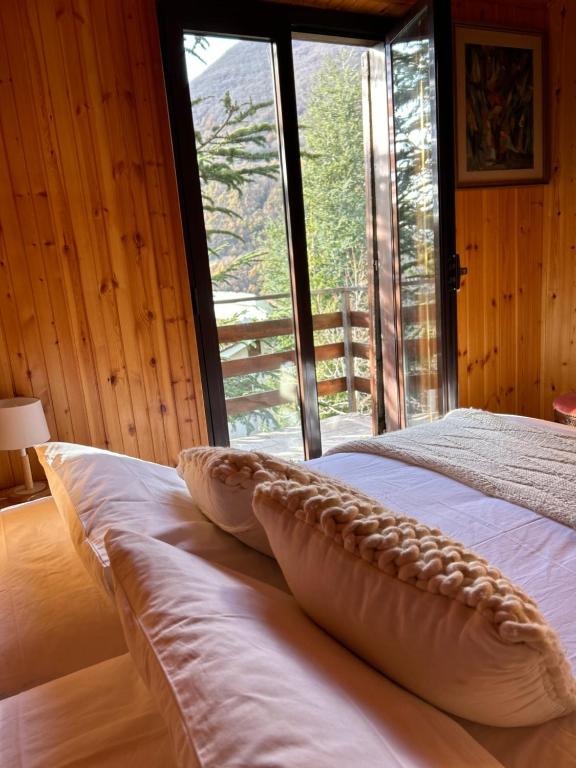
[[184, 34, 239, 81]]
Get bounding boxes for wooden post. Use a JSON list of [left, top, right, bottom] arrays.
[[341, 289, 357, 412]]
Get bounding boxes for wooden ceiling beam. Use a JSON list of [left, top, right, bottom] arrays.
[[261, 0, 418, 17]]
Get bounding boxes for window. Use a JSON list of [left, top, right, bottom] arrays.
[[159, 0, 457, 458]]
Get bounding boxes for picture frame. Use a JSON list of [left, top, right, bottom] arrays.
[[454, 25, 547, 187]]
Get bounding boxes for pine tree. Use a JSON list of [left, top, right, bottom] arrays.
[[260, 49, 370, 419], [186, 38, 279, 287], [261, 50, 367, 306]]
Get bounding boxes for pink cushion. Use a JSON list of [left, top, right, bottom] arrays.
[[176, 446, 380, 557], [253, 479, 576, 727], [553, 393, 576, 415]]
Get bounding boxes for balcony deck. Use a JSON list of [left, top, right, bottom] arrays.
[[217, 285, 438, 460], [230, 412, 372, 460]]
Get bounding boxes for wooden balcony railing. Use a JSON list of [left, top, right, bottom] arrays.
[[215, 287, 437, 417]]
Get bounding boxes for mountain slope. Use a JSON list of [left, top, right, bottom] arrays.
[[187, 39, 365, 292]]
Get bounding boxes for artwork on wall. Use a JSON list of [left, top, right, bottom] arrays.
[[454, 25, 546, 187]]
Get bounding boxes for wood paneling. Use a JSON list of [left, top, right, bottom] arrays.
[[452, 0, 548, 28], [453, 0, 548, 418], [0, 0, 207, 489], [272, 0, 548, 21], [456, 0, 576, 421], [540, 0, 576, 420], [265, 0, 417, 16], [456, 187, 544, 415]]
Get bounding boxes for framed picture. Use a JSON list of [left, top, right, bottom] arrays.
[[454, 25, 547, 187]]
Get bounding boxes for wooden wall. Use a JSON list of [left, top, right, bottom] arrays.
[[455, 0, 576, 421], [454, 0, 549, 418], [0, 0, 207, 488], [540, 0, 576, 419], [0, 0, 573, 490]]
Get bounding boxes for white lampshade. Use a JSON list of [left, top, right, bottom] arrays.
[[0, 397, 50, 451]]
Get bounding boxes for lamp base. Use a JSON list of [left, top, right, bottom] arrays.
[[2, 481, 48, 498]]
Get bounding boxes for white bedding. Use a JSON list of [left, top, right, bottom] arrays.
[[2, 494, 501, 768], [308, 415, 576, 767], [0, 653, 177, 768], [0, 497, 126, 697], [109, 530, 503, 768], [4, 414, 574, 767], [308, 447, 576, 673]]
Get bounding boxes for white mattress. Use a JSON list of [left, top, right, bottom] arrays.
[[308, 415, 576, 767]]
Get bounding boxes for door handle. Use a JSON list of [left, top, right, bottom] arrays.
[[448, 253, 467, 291]]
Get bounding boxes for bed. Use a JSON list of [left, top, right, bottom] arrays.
[[1, 411, 574, 767], [308, 414, 576, 766]]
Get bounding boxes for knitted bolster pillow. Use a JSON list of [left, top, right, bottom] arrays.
[[177, 447, 381, 557], [253, 478, 576, 728]]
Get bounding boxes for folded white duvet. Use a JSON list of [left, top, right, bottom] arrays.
[[327, 409, 576, 529]]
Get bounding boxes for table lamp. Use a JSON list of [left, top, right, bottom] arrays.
[[0, 397, 50, 496]]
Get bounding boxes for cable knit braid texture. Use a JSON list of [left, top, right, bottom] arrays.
[[253, 477, 576, 717], [177, 446, 383, 511], [177, 446, 383, 555]]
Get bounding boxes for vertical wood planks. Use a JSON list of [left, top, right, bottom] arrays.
[[0, 0, 206, 489], [516, 187, 543, 416], [540, 0, 576, 420], [456, 186, 545, 417], [454, 0, 548, 419], [0, 0, 572, 493]]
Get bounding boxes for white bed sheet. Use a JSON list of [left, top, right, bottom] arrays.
[[0, 653, 178, 768], [308, 415, 576, 767], [308, 450, 576, 665], [0, 497, 126, 697]]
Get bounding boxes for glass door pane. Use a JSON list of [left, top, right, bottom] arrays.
[[185, 35, 305, 459], [292, 39, 379, 451], [389, 7, 447, 426]]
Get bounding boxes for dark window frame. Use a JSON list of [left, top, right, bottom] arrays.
[[384, 0, 459, 426], [157, 0, 457, 456]]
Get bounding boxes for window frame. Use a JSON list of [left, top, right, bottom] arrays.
[[157, 0, 457, 455]]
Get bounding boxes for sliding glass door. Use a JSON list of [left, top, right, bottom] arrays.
[[183, 36, 306, 459], [159, 0, 457, 458], [292, 38, 381, 451], [385, 0, 458, 427]]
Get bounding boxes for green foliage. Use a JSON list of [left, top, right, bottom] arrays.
[[185, 36, 209, 63], [210, 249, 263, 290], [300, 51, 368, 299], [391, 40, 436, 284], [259, 50, 371, 421], [186, 36, 280, 288], [261, 50, 368, 304], [193, 94, 279, 273], [390, 38, 441, 421], [188, 36, 441, 433]]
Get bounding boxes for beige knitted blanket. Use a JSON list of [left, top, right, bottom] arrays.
[[326, 409, 576, 529]]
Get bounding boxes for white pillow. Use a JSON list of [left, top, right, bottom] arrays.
[[176, 446, 380, 556], [36, 442, 204, 595], [253, 478, 576, 727], [105, 527, 502, 768]]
